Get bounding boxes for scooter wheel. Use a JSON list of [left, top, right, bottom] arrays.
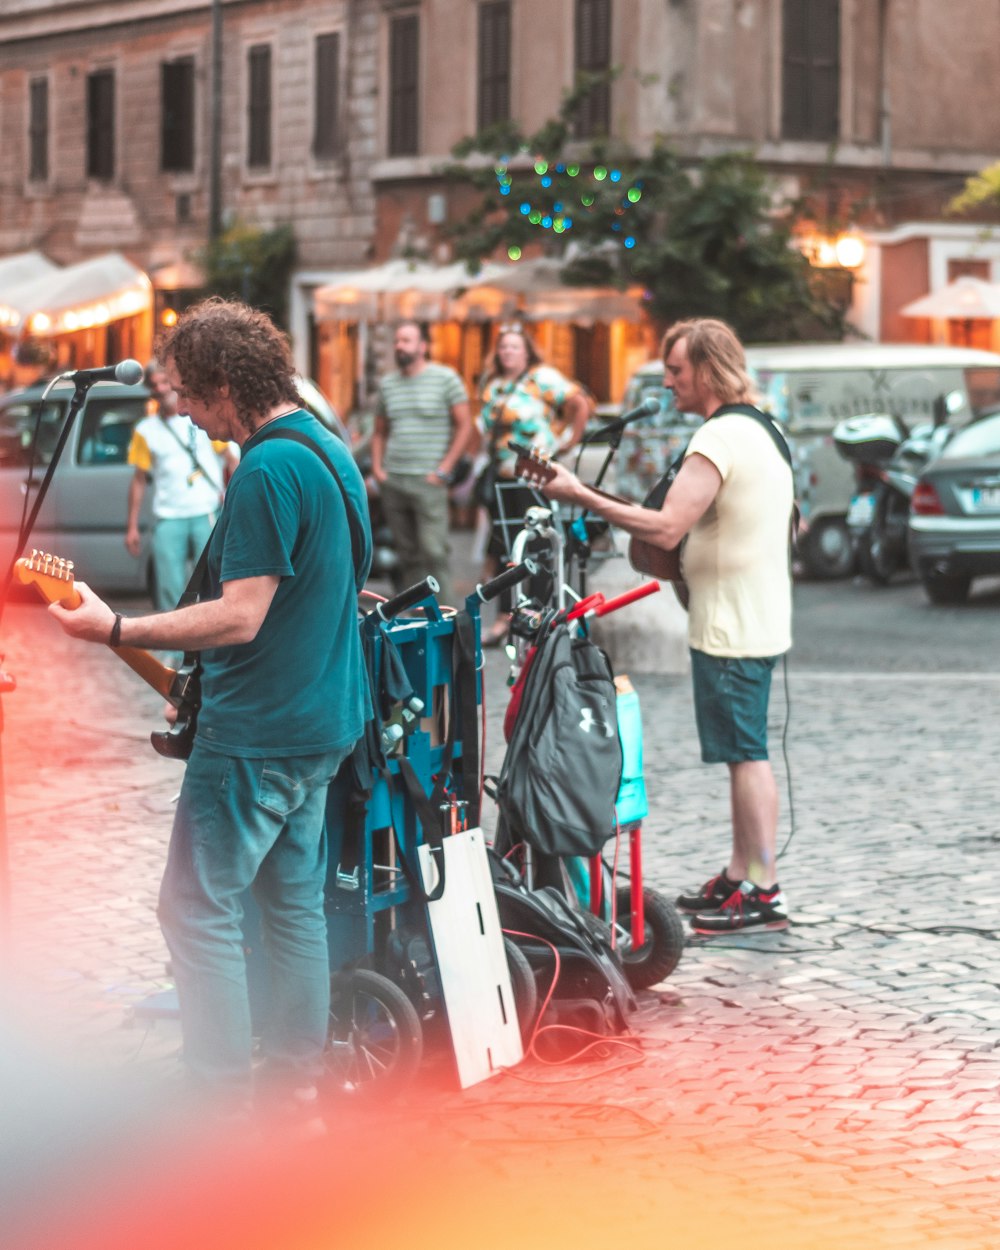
[[613, 887, 686, 989], [325, 968, 423, 1097], [503, 936, 540, 1042]]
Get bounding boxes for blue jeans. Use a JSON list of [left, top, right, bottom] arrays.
[[158, 743, 352, 1093], [152, 514, 215, 667]]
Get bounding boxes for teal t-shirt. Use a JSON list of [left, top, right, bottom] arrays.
[[196, 410, 373, 757]]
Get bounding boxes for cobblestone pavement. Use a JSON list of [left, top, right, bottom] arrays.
[[1, 584, 999, 1249]]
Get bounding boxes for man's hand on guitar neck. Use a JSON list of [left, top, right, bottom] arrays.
[[519, 455, 589, 506], [48, 581, 117, 644]]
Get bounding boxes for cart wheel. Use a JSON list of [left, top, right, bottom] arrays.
[[325, 968, 423, 1097], [614, 887, 685, 989], [503, 936, 539, 1042]]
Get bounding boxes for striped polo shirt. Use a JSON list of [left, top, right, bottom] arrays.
[[376, 362, 468, 476]]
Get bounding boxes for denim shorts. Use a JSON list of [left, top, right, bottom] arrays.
[[690, 649, 779, 764]]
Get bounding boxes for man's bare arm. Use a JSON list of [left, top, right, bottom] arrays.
[[49, 575, 281, 650]]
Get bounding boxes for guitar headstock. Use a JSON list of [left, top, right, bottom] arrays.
[[509, 440, 555, 485], [13, 549, 81, 607]]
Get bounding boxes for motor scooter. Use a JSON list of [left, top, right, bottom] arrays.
[[833, 401, 954, 585]]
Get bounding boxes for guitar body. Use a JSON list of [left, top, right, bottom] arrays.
[[511, 442, 689, 608], [14, 550, 202, 757], [626, 535, 683, 583]]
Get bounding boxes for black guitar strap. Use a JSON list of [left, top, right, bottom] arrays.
[[707, 403, 793, 468]]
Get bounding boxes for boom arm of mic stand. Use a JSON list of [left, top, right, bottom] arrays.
[[568, 426, 626, 599], [2, 380, 90, 619]]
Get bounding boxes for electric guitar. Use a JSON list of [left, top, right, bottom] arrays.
[[13, 550, 201, 759], [510, 442, 689, 607]]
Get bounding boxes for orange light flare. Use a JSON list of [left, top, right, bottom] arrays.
[[0, 1075, 985, 1250]]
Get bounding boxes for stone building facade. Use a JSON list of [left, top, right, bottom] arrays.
[[2, 0, 1000, 402]]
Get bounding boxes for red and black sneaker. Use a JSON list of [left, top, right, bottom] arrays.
[[691, 881, 789, 934], [675, 869, 739, 915]]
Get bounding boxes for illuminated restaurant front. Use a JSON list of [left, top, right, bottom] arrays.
[[0, 251, 154, 392]]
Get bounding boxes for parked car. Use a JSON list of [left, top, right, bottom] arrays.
[[0, 372, 393, 594], [908, 410, 1000, 603]]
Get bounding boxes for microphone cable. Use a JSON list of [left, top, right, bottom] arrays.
[[776, 650, 797, 861]]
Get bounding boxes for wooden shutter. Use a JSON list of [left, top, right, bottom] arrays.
[[28, 77, 48, 182], [247, 44, 272, 169], [477, 1, 511, 131], [389, 13, 419, 156], [161, 58, 195, 173], [314, 32, 341, 159], [782, 0, 839, 140], [86, 69, 115, 180], [575, 0, 611, 138]]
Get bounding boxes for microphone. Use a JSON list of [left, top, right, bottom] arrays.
[[66, 359, 145, 387], [584, 393, 662, 444]]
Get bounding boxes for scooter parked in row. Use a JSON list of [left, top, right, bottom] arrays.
[[833, 399, 954, 585]]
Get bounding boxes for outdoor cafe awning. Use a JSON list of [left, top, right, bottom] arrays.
[[0, 251, 61, 331], [0, 251, 153, 337], [313, 256, 645, 325]]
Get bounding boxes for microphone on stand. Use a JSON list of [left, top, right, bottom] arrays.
[[582, 394, 662, 445], [64, 360, 145, 387]]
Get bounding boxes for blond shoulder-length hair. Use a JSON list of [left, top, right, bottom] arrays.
[[660, 318, 758, 406]]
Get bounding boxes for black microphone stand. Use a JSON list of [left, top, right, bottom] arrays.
[[566, 415, 635, 601], [0, 374, 94, 961]]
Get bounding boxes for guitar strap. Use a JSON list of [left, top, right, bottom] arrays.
[[707, 403, 793, 468]]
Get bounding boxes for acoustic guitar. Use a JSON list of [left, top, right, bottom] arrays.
[[13, 550, 201, 758], [510, 442, 689, 608]]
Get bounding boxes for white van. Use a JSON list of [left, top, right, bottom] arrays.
[[614, 344, 1000, 578]]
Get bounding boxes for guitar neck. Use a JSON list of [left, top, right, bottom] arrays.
[[14, 555, 178, 702], [114, 646, 177, 700]]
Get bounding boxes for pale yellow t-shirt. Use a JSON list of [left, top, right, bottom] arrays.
[[680, 413, 794, 657]]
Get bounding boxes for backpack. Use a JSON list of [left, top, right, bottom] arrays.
[[488, 852, 636, 1036], [496, 618, 623, 858]]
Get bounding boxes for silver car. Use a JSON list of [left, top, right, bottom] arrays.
[[1, 374, 360, 594], [908, 411, 1000, 603]]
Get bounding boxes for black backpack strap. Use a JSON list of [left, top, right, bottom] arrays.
[[453, 609, 480, 826], [253, 426, 366, 583], [394, 756, 447, 903]]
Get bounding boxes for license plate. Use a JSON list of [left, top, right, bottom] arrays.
[[847, 493, 877, 526], [971, 485, 1000, 510]]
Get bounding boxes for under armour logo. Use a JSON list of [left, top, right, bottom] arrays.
[[579, 706, 614, 737]]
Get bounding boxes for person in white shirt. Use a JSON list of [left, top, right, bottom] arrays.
[[522, 318, 795, 935], [126, 360, 238, 620]]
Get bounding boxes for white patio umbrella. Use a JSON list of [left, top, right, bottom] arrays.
[[453, 256, 645, 324], [901, 275, 1000, 320], [0, 252, 61, 330]]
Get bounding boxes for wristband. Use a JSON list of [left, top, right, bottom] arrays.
[[109, 612, 124, 648]]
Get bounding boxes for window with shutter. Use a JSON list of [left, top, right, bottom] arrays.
[[87, 69, 115, 181], [575, 0, 611, 139], [314, 32, 341, 159], [247, 44, 272, 169], [478, 1, 511, 131], [28, 77, 48, 183], [782, 0, 839, 140], [161, 58, 195, 173], [388, 13, 419, 156]]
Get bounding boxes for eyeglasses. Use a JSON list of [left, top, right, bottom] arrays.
[[498, 322, 524, 334]]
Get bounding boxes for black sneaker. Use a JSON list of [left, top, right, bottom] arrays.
[[675, 869, 739, 914], [691, 881, 789, 934]]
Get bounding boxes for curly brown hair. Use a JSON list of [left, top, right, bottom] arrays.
[[157, 297, 300, 427]]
